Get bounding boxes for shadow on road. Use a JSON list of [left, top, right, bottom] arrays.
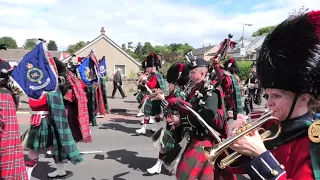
[[99, 123, 153, 138], [123, 100, 138, 103], [113, 172, 130, 180], [110, 112, 140, 117], [109, 119, 141, 125], [103, 149, 172, 176], [91, 171, 130, 180], [29, 157, 74, 179]]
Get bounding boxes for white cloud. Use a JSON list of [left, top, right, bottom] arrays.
[[0, 0, 319, 51], [0, 0, 58, 5]]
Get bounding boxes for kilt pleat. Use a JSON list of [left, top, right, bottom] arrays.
[[143, 99, 162, 116], [100, 77, 109, 111], [26, 117, 54, 152], [137, 91, 146, 103], [161, 130, 176, 152], [161, 125, 183, 153], [86, 86, 97, 126], [176, 139, 214, 180], [143, 98, 152, 116]]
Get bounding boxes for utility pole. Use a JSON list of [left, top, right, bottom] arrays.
[[241, 23, 253, 60]]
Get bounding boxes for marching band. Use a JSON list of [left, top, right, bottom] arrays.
[[0, 9, 320, 180]]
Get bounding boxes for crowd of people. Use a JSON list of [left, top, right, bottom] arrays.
[[0, 9, 320, 180]]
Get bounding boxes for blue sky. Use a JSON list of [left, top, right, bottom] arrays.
[[0, 0, 319, 51]]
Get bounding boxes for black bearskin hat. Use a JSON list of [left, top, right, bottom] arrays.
[[257, 10, 320, 95], [166, 62, 191, 86], [146, 52, 160, 68], [53, 57, 67, 76], [53, 57, 70, 95]]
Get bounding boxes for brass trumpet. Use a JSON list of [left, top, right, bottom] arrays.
[[201, 110, 281, 169]]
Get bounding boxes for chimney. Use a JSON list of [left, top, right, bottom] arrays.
[[100, 27, 105, 35]]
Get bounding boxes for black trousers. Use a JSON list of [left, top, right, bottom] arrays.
[[244, 88, 262, 114], [112, 82, 125, 97]]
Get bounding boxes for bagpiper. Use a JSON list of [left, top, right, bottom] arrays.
[[53, 57, 92, 143], [0, 45, 28, 180], [166, 58, 233, 180], [209, 35, 243, 120], [10, 41, 83, 179], [135, 52, 167, 135], [97, 56, 110, 116], [76, 50, 106, 126], [147, 62, 191, 174]]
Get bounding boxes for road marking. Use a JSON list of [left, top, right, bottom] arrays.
[[17, 111, 30, 115], [80, 150, 107, 155]]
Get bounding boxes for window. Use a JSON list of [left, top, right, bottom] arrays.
[[114, 65, 126, 76]]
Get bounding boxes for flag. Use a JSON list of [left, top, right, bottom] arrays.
[[76, 54, 99, 85], [98, 56, 107, 77], [9, 42, 58, 99]]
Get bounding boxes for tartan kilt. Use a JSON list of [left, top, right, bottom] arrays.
[[143, 98, 152, 115], [26, 117, 54, 152], [137, 91, 146, 103], [143, 99, 162, 116], [100, 77, 109, 111], [176, 139, 214, 180], [161, 127, 183, 153], [86, 86, 97, 126]]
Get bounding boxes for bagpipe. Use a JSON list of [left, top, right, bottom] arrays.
[[136, 71, 165, 96], [133, 71, 149, 96]]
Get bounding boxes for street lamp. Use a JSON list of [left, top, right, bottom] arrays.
[[242, 23, 253, 48]]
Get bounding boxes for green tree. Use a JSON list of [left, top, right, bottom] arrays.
[[66, 41, 87, 54], [180, 43, 194, 54], [166, 43, 194, 55], [252, 25, 277, 37], [47, 40, 58, 51], [0, 36, 18, 49], [134, 42, 143, 56], [23, 38, 38, 50], [141, 42, 154, 55], [168, 43, 183, 52], [154, 45, 171, 54]]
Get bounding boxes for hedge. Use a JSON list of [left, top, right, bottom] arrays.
[[237, 60, 254, 81]]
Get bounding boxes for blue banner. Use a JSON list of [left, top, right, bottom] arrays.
[[10, 42, 58, 99], [76, 56, 99, 85], [98, 56, 107, 77]]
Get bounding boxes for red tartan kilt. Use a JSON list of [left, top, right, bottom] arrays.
[[176, 139, 214, 180]]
